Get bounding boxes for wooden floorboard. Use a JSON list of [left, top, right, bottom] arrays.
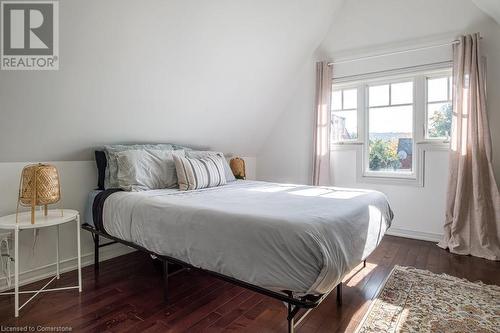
[[0, 235, 499, 332]]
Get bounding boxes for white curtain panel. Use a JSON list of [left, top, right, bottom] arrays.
[[438, 33, 500, 261], [312, 61, 332, 186]]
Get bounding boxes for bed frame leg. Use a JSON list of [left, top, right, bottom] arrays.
[[162, 259, 169, 302], [336, 282, 342, 306], [363, 259, 367, 268], [287, 302, 294, 333], [94, 234, 100, 274]]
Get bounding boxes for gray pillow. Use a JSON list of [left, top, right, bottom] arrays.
[[116, 149, 185, 191], [186, 151, 236, 182], [104, 144, 174, 188]]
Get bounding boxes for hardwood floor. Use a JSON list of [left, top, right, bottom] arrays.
[[0, 235, 499, 332]]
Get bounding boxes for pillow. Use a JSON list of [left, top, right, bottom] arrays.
[[174, 154, 227, 191], [186, 151, 236, 182], [116, 149, 185, 191], [104, 144, 174, 189], [95, 150, 107, 190], [172, 144, 193, 151]]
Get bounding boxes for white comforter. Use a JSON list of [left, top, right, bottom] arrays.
[[102, 180, 393, 295]]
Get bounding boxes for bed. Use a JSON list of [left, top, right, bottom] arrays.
[[83, 178, 393, 332]]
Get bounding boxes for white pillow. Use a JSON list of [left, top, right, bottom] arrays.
[[116, 149, 184, 191], [174, 154, 227, 191], [103, 144, 175, 189]]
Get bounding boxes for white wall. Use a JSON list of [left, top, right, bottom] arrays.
[[473, 0, 500, 24], [0, 0, 314, 288], [328, 148, 449, 241], [0, 0, 343, 162], [258, 0, 500, 241], [257, 60, 316, 185]]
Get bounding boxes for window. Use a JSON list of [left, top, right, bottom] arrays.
[[331, 88, 357, 142], [426, 76, 452, 139], [368, 81, 414, 174], [331, 67, 452, 183]]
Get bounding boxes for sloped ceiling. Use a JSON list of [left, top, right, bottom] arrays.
[[0, 0, 344, 162], [320, 0, 491, 55], [473, 0, 500, 25]]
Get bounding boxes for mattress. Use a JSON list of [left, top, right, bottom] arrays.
[[100, 180, 393, 296], [84, 190, 102, 227]]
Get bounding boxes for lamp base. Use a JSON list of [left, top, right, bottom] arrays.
[[15, 203, 63, 224]]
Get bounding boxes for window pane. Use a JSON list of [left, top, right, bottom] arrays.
[[391, 81, 413, 105], [343, 89, 357, 109], [369, 105, 413, 172], [332, 111, 357, 141], [449, 76, 453, 100], [428, 77, 448, 102], [427, 102, 452, 138], [332, 90, 342, 110], [369, 84, 389, 107]]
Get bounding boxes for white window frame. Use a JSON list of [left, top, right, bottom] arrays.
[[363, 75, 417, 180], [330, 64, 452, 187], [424, 70, 453, 142], [330, 84, 363, 144]]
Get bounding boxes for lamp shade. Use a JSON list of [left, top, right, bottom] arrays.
[[17, 163, 61, 224]]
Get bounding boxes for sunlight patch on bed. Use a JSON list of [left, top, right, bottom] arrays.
[[249, 185, 298, 193], [289, 188, 366, 199], [369, 205, 382, 220], [289, 188, 333, 197], [322, 191, 365, 199]]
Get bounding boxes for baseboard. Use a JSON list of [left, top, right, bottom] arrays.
[[386, 227, 442, 243], [0, 243, 135, 292]]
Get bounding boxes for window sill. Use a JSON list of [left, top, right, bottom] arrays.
[[416, 140, 450, 151], [331, 142, 363, 151], [363, 171, 416, 179], [331, 141, 363, 145], [358, 173, 423, 187], [417, 139, 449, 144]]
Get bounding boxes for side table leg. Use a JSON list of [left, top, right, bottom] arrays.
[[14, 227, 19, 317], [76, 216, 82, 292], [56, 225, 60, 279]]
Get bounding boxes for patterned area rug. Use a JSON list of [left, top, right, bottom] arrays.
[[356, 266, 500, 333]]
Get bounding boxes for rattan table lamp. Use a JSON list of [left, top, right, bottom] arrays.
[[16, 163, 62, 224]]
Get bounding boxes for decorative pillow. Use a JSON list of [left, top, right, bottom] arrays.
[[174, 154, 227, 191], [104, 144, 174, 188], [116, 149, 184, 191], [186, 151, 236, 182]]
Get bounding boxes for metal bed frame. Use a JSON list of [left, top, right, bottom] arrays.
[[82, 223, 366, 332]]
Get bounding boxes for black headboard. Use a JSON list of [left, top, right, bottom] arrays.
[[95, 150, 107, 190]]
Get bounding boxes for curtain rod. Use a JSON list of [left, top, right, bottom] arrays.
[[328, 37, 482, 66]]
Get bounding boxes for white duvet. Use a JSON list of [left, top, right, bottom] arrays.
[[102, 180, 393, 296]]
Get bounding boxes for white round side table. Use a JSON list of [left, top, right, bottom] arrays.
[[0, 209, 82, 317]]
